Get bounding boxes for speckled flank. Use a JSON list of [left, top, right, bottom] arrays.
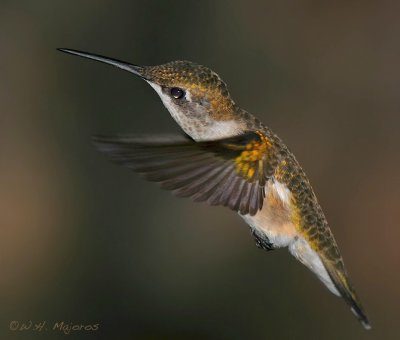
[[269, 137, 368, 325], [273, 151, 344, 268]]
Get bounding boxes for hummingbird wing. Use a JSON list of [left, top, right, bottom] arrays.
[[92, 131, 282, 216]]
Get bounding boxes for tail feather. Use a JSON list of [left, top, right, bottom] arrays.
[[321, 257, 371, 330]]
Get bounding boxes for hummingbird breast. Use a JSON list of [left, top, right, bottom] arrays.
[[241, 179, 298, 248], [241, 177, 340, 296]]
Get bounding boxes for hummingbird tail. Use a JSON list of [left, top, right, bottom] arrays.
[[321, 258, 371, 330]]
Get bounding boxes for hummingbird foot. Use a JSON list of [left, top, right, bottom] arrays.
[[250, 227, 275, 251]]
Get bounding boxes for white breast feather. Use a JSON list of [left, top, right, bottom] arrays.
[[241, 180, 295, 248], [272, 180, 291, 205], [289, 237, 340, 296]]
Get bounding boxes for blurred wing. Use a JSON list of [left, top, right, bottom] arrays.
[[92, 131, 280, 216]]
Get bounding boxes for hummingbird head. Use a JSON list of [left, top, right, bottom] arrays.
[[59, 49, 249, 140], [141, 61, 240, 139]]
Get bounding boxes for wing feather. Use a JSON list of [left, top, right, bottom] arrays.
[[93, 131, 280, 216]]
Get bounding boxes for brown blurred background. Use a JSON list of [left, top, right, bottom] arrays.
[[1, 1, 399, 339]]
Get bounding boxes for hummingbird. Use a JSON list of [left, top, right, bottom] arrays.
[[58, 48, 371, 329]]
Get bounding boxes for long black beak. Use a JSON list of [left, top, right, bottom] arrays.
[[57, 48, 146, 79]]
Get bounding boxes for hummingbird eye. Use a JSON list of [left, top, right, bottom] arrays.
[[170, 87, 185, 99]]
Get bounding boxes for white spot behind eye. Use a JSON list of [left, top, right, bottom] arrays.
[[185, 90, 192, 102]]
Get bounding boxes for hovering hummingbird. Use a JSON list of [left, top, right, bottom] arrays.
[[59, 48, 370, 329]]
